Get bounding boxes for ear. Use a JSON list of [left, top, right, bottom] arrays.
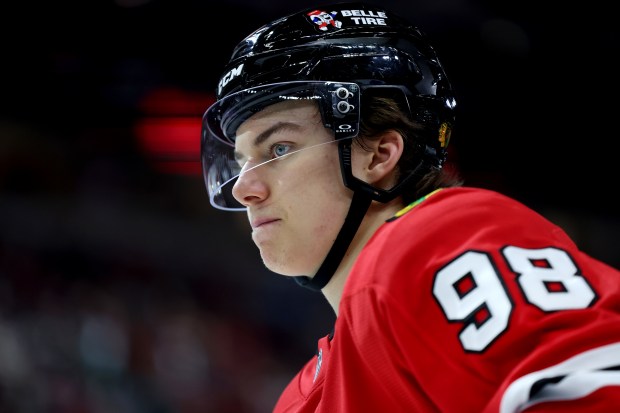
[[354, 130, 404, 186]]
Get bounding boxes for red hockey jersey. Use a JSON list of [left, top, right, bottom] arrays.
[[273, 187, 620, 412]]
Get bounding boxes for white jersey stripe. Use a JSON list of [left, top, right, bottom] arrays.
[[500, 342, 620, 413]]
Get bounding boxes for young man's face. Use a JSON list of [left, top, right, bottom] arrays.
[[232, 100, 353, 276]]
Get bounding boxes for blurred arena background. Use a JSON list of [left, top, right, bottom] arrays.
[[0, 0, 618, 412]]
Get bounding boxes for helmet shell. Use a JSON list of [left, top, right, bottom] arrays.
[[214, 2, 456, 165], [218, 3, 453, 97]]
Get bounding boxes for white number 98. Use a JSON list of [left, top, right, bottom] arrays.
[[433, 247, 596, 352]]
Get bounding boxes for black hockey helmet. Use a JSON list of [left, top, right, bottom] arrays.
[[202, 1, 457, 211]]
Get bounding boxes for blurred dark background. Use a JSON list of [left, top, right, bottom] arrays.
[[0, 0, 618, 412]]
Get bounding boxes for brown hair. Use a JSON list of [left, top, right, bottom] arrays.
[[357, 94, 463, 205]]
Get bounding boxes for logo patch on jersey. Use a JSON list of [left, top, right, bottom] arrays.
[[306, 8, 388, 31], [313, 348, 323, 383]]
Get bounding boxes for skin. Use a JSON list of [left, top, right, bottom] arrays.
[[232, 100, 405, 314]]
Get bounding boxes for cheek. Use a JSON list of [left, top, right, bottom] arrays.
[[284, 187, 350, 273], [287, 155, 351, 231]]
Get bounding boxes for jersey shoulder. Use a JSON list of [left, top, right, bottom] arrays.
[[395, 186, 549, 225], [380, 186, 570, 251]]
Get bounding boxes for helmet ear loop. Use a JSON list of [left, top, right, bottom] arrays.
[[338, 137, 430, 204], [338, 139, 396, 203]]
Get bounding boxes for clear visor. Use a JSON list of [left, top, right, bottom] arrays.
[[201, 81, 361, 211]]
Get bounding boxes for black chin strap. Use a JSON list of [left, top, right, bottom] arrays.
[[293, 190, 372, 291]]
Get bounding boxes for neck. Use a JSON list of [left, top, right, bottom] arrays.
[[322, 198, 404, 315]]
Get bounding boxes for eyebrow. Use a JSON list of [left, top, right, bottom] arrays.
[[234, 121, 302, 161]]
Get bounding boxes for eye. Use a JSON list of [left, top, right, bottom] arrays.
[[270, 143, 292, 158]]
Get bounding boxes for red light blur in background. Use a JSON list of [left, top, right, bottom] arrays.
[[134, 87, 215, 176]]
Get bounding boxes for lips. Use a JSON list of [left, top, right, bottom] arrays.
[[250, 217, 281, 246], [251, 217, 280, 229]]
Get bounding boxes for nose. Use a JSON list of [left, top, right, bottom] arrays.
[[231, 163, 269, 207]]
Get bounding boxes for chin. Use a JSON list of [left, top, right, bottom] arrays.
[[264, 264, 305, 277], [261, 255, 315, 277]]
